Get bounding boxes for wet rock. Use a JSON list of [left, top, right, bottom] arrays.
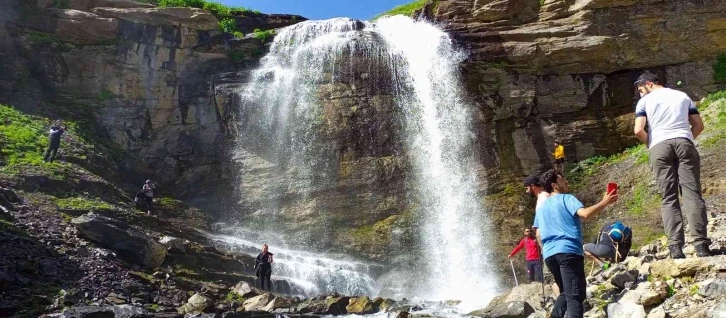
[[71, 213, 167, 268], [607, 303, 646, 318], [242, 293, 275, 311], [296, 296, 350, 315], [159, 236, 186, 254], [346, 296, 374, 314], [182, 293, 212, 314], [618, 282, 668, 306], [650, 259, 712, 278], [470, 301, 534, 318], [380, 298, 396, 312]]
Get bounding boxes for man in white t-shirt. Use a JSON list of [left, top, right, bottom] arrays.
[[633, 71, 710, 258], [524, 175, 550, 212]]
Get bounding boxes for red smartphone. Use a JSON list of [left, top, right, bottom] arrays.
[[607, 182, 618, 195]]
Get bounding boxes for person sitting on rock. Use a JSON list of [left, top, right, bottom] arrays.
[[141, 180, 155, 215], [534, 169, 618, 318], [44, 120, 66, 163], [255, 244, 274, 291], [508, 227, 543, 282], [584, 221, 632, 271]]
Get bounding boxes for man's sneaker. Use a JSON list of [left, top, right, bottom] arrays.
[[695, 245, 712, 257], [669, 245, 686, 259]]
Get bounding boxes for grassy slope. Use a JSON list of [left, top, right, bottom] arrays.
[[372, 0, 427, 20]]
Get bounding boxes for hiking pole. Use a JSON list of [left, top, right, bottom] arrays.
[[509, 259, 519, 286]]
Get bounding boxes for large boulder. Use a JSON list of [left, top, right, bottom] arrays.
[[243, 293, 275, 312], [61, 305, 149, 317], [618, 282, 668, 306], [296, 296, 350, 315], [470, 301, 534, 318], [71, 213, 166, 268], [610, 270, 639, 289], [159, 236, 186, 254], [607, 303, 646, 318], [232, 281, 262, 298], [182, 293, 211, 314], [650, 259, 713, 278], [346, 296, 375, 314]]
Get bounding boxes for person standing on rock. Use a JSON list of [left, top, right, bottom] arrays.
[[508, 227, 543, 282], [43, 120, 66, 163], [255, 244, 274, 291], [552, 141, 565, 174], [534, 169, 618, 318], [141, 180, 155, 215], [632, 71, 711, 258], [524, 175, 550, 211]]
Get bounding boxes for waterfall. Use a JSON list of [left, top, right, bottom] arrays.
[[232, 16, 499, 311]]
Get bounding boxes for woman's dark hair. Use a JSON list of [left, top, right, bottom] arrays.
[[540, 169, 561, 193]]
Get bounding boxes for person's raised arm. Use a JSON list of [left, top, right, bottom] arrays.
[[689, 114, 704, 139], [508, 240, 524, 258], [576, 190, 618, 220]]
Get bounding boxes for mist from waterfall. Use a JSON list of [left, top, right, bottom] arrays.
[[233, 15, 499, 311]]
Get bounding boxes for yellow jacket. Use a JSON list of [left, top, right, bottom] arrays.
[[553, 145, 565, 159]]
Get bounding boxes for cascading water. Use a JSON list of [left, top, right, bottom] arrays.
[[230, 15, 499, 312]]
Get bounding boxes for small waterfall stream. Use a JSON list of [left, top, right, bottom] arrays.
[[227, 16, 500, 312]]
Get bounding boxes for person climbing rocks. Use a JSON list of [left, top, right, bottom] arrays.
[[255, 244, 274, 291], [524, 175, 550, 211], [508, 227, 542, 282], [583, 221, 632, 272], [533, 169, 618, 318], [632, 71, 711, 259], [44, 120, 66, 163], [140, 180, 155, 215], [552, 141, 565, 174]]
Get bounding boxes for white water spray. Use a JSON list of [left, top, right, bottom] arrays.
[[233, 16, 499, 311]]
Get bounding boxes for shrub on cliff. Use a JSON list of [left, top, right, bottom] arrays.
[[158, 0, 250, 18]]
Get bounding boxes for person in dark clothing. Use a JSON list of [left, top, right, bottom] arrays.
[[508, 227, 542, 282], [135, 180, 155, 215], [44, 121, 66, 163], [255, 244, 274, 291], [584, 222, 632, 269]]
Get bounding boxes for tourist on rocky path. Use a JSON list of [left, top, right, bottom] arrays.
[[632, 71, 711, 259], [141, 180, 155, 215], [552, 141, 565, 174], [43, 120, 66, 163], [255, 244, 274, 291], [533, 169, 618, 318], [508, 227, 543, 282], [583, 221, 632, 271], [524, 175, 550, 211]]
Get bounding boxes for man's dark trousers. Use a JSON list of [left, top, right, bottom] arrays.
[[44, 141, 60, 162], [526, 259, 542, 282], [545, 253, 586, 318]]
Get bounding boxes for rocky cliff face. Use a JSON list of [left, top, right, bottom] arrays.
[[0, 0, 302, 205], [428, 0, 726, 187]]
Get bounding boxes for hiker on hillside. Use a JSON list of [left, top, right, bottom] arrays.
[[552, 141, 565, 174], [524, 175, 550, 211], [136, 180, 155, 215], [632, 71, 711, 258], [508, 227, 542, 282], [255, 244, 274, 291], [583, 221, 632, 271], [44, 120, 66, 163], [533, 169, 618, 318]]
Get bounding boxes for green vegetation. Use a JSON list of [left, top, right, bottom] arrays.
[[53, 196, 114, 210], [226, 49, 243, 62], [539, 0, 546, 5], [714, 54, 726, 85], [568, 144, 648, 190], [698, 91, 726, 148], [158, 0, 250, 18], [373, 0, 426, 20], [148, 303, 161, 311], [689, 284, 699, 296], [624, 182, 661, 217], [225, 291, 244, 302], [0, 219, 28, 236], [218, 17, 237, 33], [233, 31, 245, 38], [0, 105, 53, 166], [252, 29, 275, 43], [27, 31, 59, 44]]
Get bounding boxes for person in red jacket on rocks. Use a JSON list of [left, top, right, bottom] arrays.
[[508, 227, 542, 282]]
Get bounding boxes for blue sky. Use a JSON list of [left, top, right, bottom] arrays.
[[221, 0, 411, 20]]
